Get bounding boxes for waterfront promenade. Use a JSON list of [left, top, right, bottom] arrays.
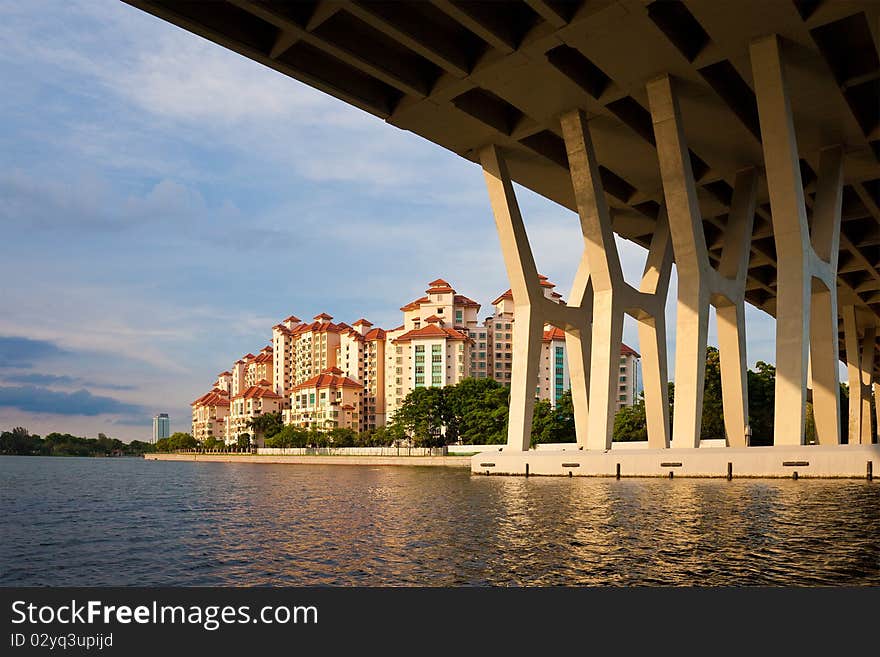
[[147, 453, 471, 467]]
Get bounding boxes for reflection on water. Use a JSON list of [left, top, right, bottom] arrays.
[[1, 456, 878, 586]]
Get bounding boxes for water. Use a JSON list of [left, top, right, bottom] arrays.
[[2, 455, 879, 586]]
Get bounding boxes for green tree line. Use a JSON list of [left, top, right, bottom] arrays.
[[0, 427, 156, 456]]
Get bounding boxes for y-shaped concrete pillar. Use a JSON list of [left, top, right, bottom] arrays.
[[751, 35, 844, 445], [480, 144, 593, 451], [647, 75, 758, 448], [561, 109, 673, 450]]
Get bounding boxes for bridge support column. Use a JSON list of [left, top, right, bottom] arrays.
[[480, 109, 674, 451], [859, 327, 876, 445], [647, 75, 757, 448], [481, 144, 599, 451], [480, 145, 550, 451], [561, 109, 673, 450], [844, 305, 866, 444], [751, 34, 844, 446]]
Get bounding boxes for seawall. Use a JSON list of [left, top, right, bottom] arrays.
[[146, 453, 471, 467]]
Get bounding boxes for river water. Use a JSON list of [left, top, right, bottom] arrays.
[[1, 455, 878, 586]]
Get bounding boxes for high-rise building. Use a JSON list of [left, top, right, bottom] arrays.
[[226, 379, 284, 446], [487, 279, 641, 408], [486, 275, 564, 388], [152, 413, 170, 443], [384, 279, 481, 418], [337, 319, 387, 431], [617, 344, 640, 410], [190, 389, 230, 443], [286, 367, 363, 432], [194, 275, 642, 444]]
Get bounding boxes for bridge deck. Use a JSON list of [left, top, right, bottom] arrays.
[[124, 0, 880, 369]]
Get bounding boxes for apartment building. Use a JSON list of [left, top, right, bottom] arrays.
[[486, 275, 563, 386], [190, 388, 230, 443], [337, 319, 387, 431], [617, 344, 640, 410], [487, 278, 640, 408], [286, 366, 363, 432], [539, 326, 569, 407], [215, 371, 232, 394], [196, 276, 641, 444], [271, 313, 346, 391], [226, 380, 284, 445], [384, 279, 480, 418], [244, 346, 273, 389]]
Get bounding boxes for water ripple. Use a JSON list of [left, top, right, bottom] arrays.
[[1, 456, 879, 586]]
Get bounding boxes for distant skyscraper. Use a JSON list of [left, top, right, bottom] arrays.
[[152, 413, 170, 443]]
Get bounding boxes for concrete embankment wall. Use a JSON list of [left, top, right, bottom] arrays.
[[145, 453, 470, 467], [472, 444, 880, 478]]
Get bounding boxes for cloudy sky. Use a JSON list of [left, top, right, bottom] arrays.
[[0, 1, 779, 441]]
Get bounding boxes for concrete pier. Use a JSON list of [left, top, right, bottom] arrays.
[[471, 445, 880, 479]]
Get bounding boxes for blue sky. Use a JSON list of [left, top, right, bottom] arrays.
[[0, 1, 778, 441]]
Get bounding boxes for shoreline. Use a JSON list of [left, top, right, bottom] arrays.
[[145, 453, 471, 467]]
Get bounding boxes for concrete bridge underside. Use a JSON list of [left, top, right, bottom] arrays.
[[124, 1, 880, 475]]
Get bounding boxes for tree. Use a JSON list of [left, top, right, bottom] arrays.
[[248, 412, 283, 441], [747, 361, 775, 445], [329, 427, 357, 447], [613, 396, 648, 442], [266, 425, 311, 448], [202, 436, 224, 450], [164, 432, 196, 451], [237, 433, 251, 449], [445, 378, 509, 445], [391, 386, 447, 446], [530, 391, 576, 445], [700, 346, 725, 440]]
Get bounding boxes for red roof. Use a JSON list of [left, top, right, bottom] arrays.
[[233, 385, 282, 401], [343, 328, 364, 341], [353, 318, 373, 327], [340, 404, 355, 411], [313, 312, 333, 321], [252, 352, 272, 364], [218, 371, 231, 376], [423, 315, 442, 323], [256, 378, 272, 387], [292, 367, 362, 391], [292, 320, 344, 335], [621, 343, 640, 358], [454, 294, 480, 307], [492, 289, 514, 305], [543, 327, 566, 341], [364, 328, 386, 340], [393, 324, 470, 342], [400, 296, 428, 312], [283, 315, 301, 323], [428, 278, 451, 287], [192, 389, 230, 407]]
